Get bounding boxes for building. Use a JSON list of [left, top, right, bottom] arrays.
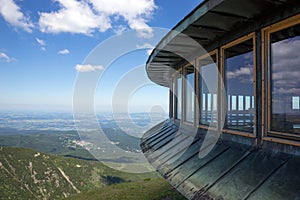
[[140, 0, 300, 199]]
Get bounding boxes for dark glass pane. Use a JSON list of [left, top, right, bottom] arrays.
[[185, 66, 195, 122], [224, 38, 254, 132], [199, 54, 217, 126], [270, 23, 300, 134]]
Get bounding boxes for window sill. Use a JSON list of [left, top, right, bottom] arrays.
[[197, 124, 218, 131], [222, 129, 256, 138], [263, 136, 300, 147]]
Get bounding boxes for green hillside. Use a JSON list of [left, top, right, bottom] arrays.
[[0, 147, 184, 200], [67, 179, 186, 200]]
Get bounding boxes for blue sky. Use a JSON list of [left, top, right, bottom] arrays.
[[0, 0, 201, 112]]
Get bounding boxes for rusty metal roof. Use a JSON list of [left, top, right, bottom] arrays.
[[141, 120, 300, 199], [146, 0, 299, 87]]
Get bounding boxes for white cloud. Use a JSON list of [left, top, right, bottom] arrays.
[[227, 66, 252, 79], [128, 18, 154, 38], [75, 64, 104, 72], [271, 38, 300, 92], [41, 47, 46, 51], [0, 0, 33, 32], [0, 52, 15, 62], [136, 43, 154, 55], [36, 38, 45, 46], [39, 0, 111, 35], [38, 0, 156, 37], [58, 49, 70, 55], [90, 0, 156, 38], [114, 25, 127, 36]]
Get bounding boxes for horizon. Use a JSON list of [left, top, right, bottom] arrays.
[[0, 0, 201, 113]]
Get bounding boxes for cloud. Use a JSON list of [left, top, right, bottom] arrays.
[[136, 43, 154, 55], [90, 0, 156, 38], [75, 64, 104, 72], [0, 52, 15, 62], [0, 0, 33, 32], [41, 47, 46, 51], [58, 49, 70, 55], [38, 0, 156, 37], [39, 0, 111, 35], [36, 38, 45, 46], [227, 65, 252, 79], [271, 38, 300, 94], [114, 25, 127, 36]]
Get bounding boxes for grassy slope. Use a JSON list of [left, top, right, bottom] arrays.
[[0, 147, 162, 200], [66, 179, 186, 200]]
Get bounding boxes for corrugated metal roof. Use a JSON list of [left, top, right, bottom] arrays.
[[141, 120, 300, 199]]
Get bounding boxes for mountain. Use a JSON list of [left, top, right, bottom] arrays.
[[0, 147, 166, 200]]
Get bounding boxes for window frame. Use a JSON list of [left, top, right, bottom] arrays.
[[221, 33, 257, 138], [183, 62, 196, 125], [169, 76, 174, 119], [173, 68, 183, 122], [196, 49, 219, 130], [262, 14, 300, 141]]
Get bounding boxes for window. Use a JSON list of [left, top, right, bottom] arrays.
[[184, 65, 195, 123], [176, 71, 183, 120], [223, 34, 255, 133], [266, 19, 300, 135], [198, 52, 218, 127]]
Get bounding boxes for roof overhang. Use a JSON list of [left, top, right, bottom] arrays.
[[146, 0, 299, 87]]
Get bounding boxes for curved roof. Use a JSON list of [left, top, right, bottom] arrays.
[[141, 120, 300, 200], [146, 0, 299, 87]]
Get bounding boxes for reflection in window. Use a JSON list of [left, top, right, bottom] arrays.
[[198, 54, 217, 126], [270, 23, 300, 134], [185, 66, 195, 122], [224, 38, 254, 132], [176, 72, 182, 119], [292, 96, 300, 110]]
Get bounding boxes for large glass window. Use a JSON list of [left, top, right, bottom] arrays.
[[198, 53, 218, 127], [224, 36, 255, 132], [176, 71, 182, 120], [184, 65, 195, 123], [269, 23, 300, 134]]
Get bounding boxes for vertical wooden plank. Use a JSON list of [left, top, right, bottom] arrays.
[[243, 95, 246, 126], [205, 93, 208, 123], [256, 30, 263, 146], [175, 73, 177, 120], [169, 77, 173, 119], [236, 95, 239, 126], [194, 60, 199, 126], [211, 93, 214, 122], [228, 95, 231, 126], [182, 67, 186, 122]]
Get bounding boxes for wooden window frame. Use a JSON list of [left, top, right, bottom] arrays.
[[169, 76, 174, 120], [196, 49, 219, 131], [220, 33, 257, 138], [262, 14, 300, 143], [170, 74, 177, 122]]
